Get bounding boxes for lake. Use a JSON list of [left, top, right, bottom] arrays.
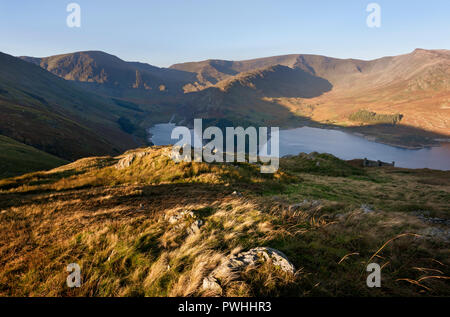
[[148, 123, 450, 170]]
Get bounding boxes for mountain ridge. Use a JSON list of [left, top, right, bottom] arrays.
[[15, 48, 450, 147]]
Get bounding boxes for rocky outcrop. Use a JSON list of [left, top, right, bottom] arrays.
[[115, 151, 151, 169], [412, 211, 450, 226], [363, 158, 395, 167], [361, 204, 375, 213], [116, 154, 135, 169], [165, 210, 204, 235], [202, 247, 295, 294], [187, 220, 204, 235], [166, 210, 195, 224], [288, 199, 321, 212], [420, 227, 450, 243]]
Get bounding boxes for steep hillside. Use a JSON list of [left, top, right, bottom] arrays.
[[274, 49, 450, 137], [0, 135, 67, 178], [171, 49, 450, 92], [174, 49, 450, 138], [178, 65, 333, 127], [0, 52, 145, 161], [21, 51, 195, 95], [215, 65, 332, 98], [20, 49, 450, 146], [0, 146, 449, 296]]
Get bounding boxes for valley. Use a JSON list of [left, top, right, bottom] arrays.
[[0, 147, 448, 296], [1, 0, 449, 303], [1, 48, 449, 178], [0, 46, 449, 298]]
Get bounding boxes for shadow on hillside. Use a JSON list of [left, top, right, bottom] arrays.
[[344, 123, 450, 148], [0, 182, 236, 213], [248, 66, 333, 98]]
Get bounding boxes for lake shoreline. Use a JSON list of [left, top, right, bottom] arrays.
[[147, 122, 450, 170], [278, 122, 446, 150]]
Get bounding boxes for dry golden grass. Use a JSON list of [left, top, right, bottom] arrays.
[[0, 147, 449, 296]]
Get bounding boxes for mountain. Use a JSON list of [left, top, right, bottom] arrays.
[[1, 146, 449, 296], [19, 49, 450, 146], [171, 49, 450, 139], [170, 49, 450, 92], [21, 51, 196, 96], [177, 64, 333, 127], [0, 52, 146, 162]]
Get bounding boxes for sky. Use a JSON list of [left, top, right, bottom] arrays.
[[0, 0, 449, 67]]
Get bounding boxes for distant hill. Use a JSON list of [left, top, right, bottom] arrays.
[[171, 49, 450, 136], [18, 49, 450, 147], [170, 49, 450, 92], [20, 51, 196, 95]]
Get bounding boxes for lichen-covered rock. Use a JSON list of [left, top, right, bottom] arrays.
[[288, 199, 321, 212], [115, 151, 151, 169], [420, 227, 450, 242], [116, 154, 135, 169], [202, 247, 295, 293], [164, 210, 204, 235], [187, 219, 203, 235], [165, 210, 195, 224], [361, 204, 374, 213], [202, 276, 222, 294]]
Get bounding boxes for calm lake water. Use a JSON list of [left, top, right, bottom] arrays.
[[148, 123, 450, 170]]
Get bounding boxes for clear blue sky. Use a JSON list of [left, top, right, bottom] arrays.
[[0, 0, 449, 67]]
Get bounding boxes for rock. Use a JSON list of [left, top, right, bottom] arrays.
[[361, 204, 374, 213], [412, 211, 450, 226], [116, 151, 151, 169], [307, 152, 318, 160], [165, 210, 195, 224], [165, 210, 204, 235], [335, 213, 344, 220], [187, 220, 203, 235], [203, 247, 295, 292], [168, 215, 182, 224], [289, 199, 321, 212], [116, 154, 135, 169], [288, 203, 304, 212], [202, 276, 222, 294], [427, 218, 450, 226], [420, 227, 450, 242]]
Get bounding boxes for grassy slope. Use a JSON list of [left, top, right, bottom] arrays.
[[0, 52, 145, 161], [0, 147, 448, 297], [0, 135, 67, 179]]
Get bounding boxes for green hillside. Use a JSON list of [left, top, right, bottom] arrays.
[[0, 135, 67, 178]]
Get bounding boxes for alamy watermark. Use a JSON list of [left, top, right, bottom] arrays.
[[170, 119, 279, 173], [366, 3, 381, 28], [66, 3, 81, 28], [66, 263, 81, 288], [65, 3, 379, 29], [366, 263, 381, 287]]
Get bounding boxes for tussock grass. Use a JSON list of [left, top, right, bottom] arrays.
[[0, 146, 448, 296]]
